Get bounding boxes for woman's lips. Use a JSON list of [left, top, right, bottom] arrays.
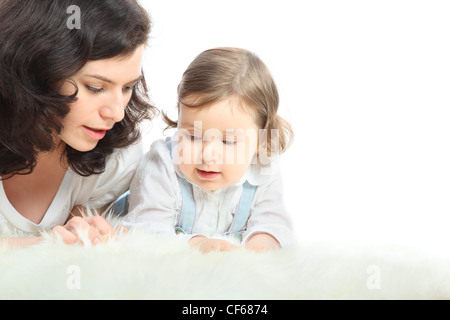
[[82, 125, 107, 140], [196, 169, 220, 180]]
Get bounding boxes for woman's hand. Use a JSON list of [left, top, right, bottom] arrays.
[[189, 236, 238, 254], [52, 206, 117, 245], [52, 215, 117, 245], [245, 233, 280, 252]]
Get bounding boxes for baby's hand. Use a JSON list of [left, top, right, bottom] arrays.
[[245, 233, 280, 252], [189, 236, 238, 254]]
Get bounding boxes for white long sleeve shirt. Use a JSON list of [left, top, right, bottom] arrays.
[[123, 138, 296, 246], [0, 142, 143, 237]]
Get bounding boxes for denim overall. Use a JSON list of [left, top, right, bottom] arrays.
[[112, 191, 130, 216], [112, 138, 258, 239], [165, 138, 257, 238]]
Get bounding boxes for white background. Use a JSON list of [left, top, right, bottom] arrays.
[[140, 1, 450, 249]]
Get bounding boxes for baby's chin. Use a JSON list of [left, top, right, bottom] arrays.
[[196, 177, 244, 192], [180, 165, 247, 191], [182, 176, 232, 192]]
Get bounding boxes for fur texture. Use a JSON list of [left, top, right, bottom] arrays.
[[1, 226, 450, 299]]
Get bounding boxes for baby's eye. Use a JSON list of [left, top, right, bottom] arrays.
[[189, 134, 202, 141], [222, 139, 237, 145]]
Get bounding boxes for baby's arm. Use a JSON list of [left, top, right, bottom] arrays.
[[243, 172, 295, 251], [122, 141, 179, 235]]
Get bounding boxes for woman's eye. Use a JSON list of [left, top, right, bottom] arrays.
[[85, 85, 103, 94], [123, 84, 137, 92]]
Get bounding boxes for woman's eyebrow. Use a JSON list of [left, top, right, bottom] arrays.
[[84, 74, 143, 85]]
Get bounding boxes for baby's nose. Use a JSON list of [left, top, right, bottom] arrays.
[[202, 140, 222, 164]]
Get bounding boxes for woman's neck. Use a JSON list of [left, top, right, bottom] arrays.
[[1, 144, 69, 224]]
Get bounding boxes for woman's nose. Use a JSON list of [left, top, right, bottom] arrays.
[[99, 90, 127, 122]]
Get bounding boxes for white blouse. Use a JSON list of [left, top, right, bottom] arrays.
[[123, 138, 296, 246], [0, 142, 143, 237]]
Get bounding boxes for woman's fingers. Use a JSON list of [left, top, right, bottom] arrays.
[[65, 216, 101, 245], [115, 225, 128, 234], [85, 215, 117, 241], [51, 225, 79, 245], [52, 215, 117, 246]]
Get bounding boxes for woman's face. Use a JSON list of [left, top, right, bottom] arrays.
[[58, 45, 145, 152]]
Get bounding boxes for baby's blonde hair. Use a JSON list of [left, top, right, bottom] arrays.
[[163, 47, 293, 156]]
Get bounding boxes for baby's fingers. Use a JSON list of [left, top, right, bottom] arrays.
[[194, 238, 239, 254]]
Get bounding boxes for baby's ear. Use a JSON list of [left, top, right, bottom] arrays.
[[255, 140, 272, 165], [255, 129, 276, 158]]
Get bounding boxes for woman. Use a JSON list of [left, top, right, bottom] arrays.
[[0, 0, 157, 247]]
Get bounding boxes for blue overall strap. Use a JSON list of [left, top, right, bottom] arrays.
[[164, 136, 197, 234], [175, 177, 197, 234], [227, 181, 257, 235], [111, 190, 130, 216]]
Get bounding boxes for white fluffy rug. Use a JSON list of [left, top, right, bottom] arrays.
[[1, 228, 450, 299]]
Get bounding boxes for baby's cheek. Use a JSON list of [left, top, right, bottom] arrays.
[[222, 163, 251, 185], [178, 163, 193, 180], [175, 139, 201, 166]]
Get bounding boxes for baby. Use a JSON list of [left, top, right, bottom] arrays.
[[123, 47, 295, 253]]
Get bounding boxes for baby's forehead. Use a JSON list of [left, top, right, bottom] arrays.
[[178, 125, 257, 136], [179, 96, 259, 123], [179, 103, 259, 133]]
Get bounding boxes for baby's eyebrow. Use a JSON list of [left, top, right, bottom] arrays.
[[178, 125, 247, 135], [224, 129, 247, 135]]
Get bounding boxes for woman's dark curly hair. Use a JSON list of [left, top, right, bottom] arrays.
[[0, 0, 157, 178]]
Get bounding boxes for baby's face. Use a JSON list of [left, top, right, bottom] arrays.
[[176, 97, 259, 191]]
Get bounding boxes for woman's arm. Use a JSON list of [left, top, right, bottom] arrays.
[[0, 236, 43, 249], [1, 206, 118, 249]]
